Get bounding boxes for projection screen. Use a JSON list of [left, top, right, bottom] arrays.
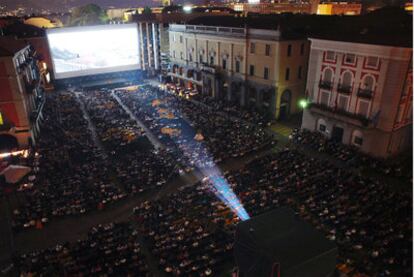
[[47, 24, 140, 79]]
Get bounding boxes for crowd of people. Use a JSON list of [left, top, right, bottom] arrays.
[[290, 128, 412, 181], [11, 92, 125, 231], [115, 85, 273, 169], [81, 89, 178, 194], [132, 149, 411, 276], [4, 82, 411, 277], [13, 222, 150, 276]]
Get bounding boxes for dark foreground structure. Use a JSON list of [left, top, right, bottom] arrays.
[[234, 207, 338, 277]]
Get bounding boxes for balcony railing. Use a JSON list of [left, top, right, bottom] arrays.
[[309, 102, 370, 126], [319, 81, 333, 90], [337, 84, 352, 94], [357, 88, 373, 99]]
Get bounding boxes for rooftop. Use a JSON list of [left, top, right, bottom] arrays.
[[185, 7, 412, 47]]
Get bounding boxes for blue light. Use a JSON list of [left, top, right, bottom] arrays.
[[152, 88, 250, 221]]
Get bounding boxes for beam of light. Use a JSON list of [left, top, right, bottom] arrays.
[[149, 86, 250, 221]]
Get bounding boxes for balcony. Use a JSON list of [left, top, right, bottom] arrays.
[[357, 88, 373, 99], [337, 84, 352, 94], [319, 81, 333, 90], [309, 102, 370, 127]]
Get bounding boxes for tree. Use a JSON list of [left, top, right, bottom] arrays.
[[69, 4, 108, 26], [143, 7, 152, 14]]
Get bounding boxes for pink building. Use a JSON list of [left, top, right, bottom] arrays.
[[302, 38, 412, 157], [0, 37, 44, 151]]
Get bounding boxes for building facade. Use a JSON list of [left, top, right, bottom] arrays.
[[169, 23, 309, 119], [0, 38, 45, 150], [302, 38, 412, 157], [317, 2, 362, 15]]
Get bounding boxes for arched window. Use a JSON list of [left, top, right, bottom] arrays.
[[342, 71, 352, 87], [363, 75, 375, 91], [323, 68, 333, 83]]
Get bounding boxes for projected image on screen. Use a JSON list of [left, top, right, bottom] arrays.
[[47, 24, 140, 79]]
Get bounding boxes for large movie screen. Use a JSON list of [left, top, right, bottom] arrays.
[[47, 24, 140, 79]]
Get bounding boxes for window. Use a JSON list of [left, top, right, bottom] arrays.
[[180, 52, 183, 60], [173, 33, 176, 42], [298, 66, 302, 79], [249, 65, 255, 76], [210, 56, 214, 65], [250, 43, 255, 54], [320, 91, 330, 106], [287, 44, 292, 57], [338, 95, 348, 111], [189, 53, 192, 62], [179, 35, 183, 43], [222, 59, 227, 70], [199, 54, 203, 63], [265, 44, 271, 56], [0, 112, 3, 125], [326, 51, 335, 61], [235, 60, 240, 73], [354, 136, 363, 146], [366, 56, 379, 68], [319, 124, 326, 132], [357, 100, 369, 117], [285, 67, 290, 81], [345, 54, 356, 64], [363, 75, 375, 91], [341, 71, 352, 87], [173, 51, 176, 58], [264, 67, 269, 80], [323, 68, 333, 83], [300, 43, 305, 55]]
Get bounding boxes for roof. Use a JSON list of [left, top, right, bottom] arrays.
[[0, 37, 29, 57], [185, 7, 412, 47], [309, 7, 412, 48], [234, 207, 338, 277]]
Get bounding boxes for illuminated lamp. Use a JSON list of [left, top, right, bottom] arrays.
[[183, 5, 193, 13], [298, 99, 309, 109]]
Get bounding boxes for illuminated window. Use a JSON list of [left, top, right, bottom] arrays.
[[0, 112, 3, 125]]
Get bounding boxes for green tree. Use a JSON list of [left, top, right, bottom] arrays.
[[143, 7, 152, 14], [69, 4, 108, 26]]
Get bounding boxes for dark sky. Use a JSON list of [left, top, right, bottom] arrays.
[[2, 0, 198, 12]]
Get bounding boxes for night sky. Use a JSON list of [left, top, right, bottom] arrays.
[[2, 0, 201, 12]]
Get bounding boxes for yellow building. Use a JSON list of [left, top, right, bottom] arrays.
[[169, 18, 309, 119], [317, 2, 362, 16], [24, 17, 62, 28]]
